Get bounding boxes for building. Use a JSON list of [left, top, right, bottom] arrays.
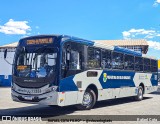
[[94, 39, 148, 54], [0, 42, 17, 86]]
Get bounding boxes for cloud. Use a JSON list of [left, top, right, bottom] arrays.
[[122, 31, 130, 38], [122, 28, 160, 52], [0, 19, 31, 35], [147, 40, 160, 50], [153, 0, 160, 7], [122, 28, 160, 39]]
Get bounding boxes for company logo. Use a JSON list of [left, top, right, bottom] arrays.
[[103, 73, 107, 82], [102, 72, 131, 82], [107, 76, 131, 80], [139, 75, 149, 79], [24, 80, 36, 82]]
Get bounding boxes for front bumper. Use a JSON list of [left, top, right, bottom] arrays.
[[11, 89, 58, 105]]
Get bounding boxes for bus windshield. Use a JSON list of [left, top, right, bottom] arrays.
[[14, 46, 58, 78]]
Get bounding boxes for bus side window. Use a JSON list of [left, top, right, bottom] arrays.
[[151, 59, 158, 72], [101, 49, 111, 69], [112, 52, 124, 69], [144, 58, 151, 72], [135, 57, 143, 71], [124, 54, 134, 70], [88, 47, 101, 69]]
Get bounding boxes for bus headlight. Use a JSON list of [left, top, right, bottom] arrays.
[[45, 86, 57, 93]]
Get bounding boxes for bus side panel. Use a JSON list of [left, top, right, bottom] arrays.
[[98, 70, 135, 89], [151, 73, 158, 86], [133, 72, 158, 93], [58, 76, 79, 106], [73, 70, 103, 104], [98, 89, 113, 101], [98, 87, 137, 101], [57, 91, 78, 106], [59, 70, 103, 105], [144, 86, 158, 94], [133, 73, 152, 87], [59, 70, 158, 106]]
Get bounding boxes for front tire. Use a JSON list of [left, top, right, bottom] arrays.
[[135, 86, 143, 101], [76, 88, 96, 110]]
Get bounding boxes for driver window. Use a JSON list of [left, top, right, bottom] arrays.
[[61, 41, 84, 78], [62, 42, 82, 70]]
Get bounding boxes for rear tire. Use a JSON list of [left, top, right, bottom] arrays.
[[135, 86, 143, 101], [76, 88, 96, 110]]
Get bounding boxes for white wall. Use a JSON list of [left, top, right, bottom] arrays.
[[0, 49, 15, 75]]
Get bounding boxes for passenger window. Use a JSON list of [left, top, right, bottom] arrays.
[[135, 57, 143, 71], [151, 59, 157, 66], [101, 49, 111, 69], [112, 52, 124, 69], [144, 58, 151, 72], [88, 47, 101, 69], [124, 54, 134, 70], [151, 59, 158, 72]]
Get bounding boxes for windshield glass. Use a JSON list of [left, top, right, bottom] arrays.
[[14, 46, 58, 78]]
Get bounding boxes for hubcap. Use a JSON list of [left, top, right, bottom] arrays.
[[139, 88, 143, 99], [82, 92, 92, 106]]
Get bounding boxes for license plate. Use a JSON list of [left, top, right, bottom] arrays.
[[24, 96, 33, 100], [17, 88, 42, 95], [30, 89, 41, 94]]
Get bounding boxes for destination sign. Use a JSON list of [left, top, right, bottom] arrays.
[[26, 38, 53, 45], [17, 65, 28, 70], [17, 65, 31, 71]]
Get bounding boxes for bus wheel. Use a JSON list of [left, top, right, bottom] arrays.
[[76, 88, 96, 110], [135, 86, 143, 101]]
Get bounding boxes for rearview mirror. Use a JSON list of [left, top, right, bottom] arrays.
[[4, 49, 7, 59], [4, 48, 12, 65]]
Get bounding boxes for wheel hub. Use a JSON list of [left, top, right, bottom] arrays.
[[82, 92, 92, 106], [139, 89, 143, 99]]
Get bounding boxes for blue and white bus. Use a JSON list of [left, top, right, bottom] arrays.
[[4, 35, 158, 110]]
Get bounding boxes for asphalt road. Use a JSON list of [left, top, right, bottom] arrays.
[[0, 87, 160, 124]]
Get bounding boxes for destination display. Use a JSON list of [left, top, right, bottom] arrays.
[[17, 65, 31, 71], [26, 38, 53, 45]]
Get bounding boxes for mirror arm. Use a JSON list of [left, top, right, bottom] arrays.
[[4, 58, 13, 65]]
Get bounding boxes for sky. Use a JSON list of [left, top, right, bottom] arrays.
[[0, 0, 160, 58]]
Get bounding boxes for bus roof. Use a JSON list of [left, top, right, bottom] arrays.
[[69, 37, 157, 60], [93, 41, 157, 60], [19, 34, 157, 60]]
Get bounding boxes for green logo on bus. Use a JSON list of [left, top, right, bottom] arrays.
[[103, 73, 107, 82]]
